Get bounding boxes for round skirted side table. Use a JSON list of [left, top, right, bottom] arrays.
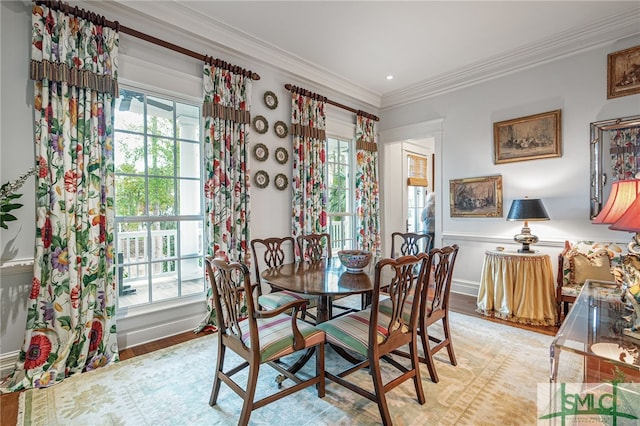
[[476, 250, 557, 326]]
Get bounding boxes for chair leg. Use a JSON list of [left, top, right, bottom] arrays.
[[239, 362, 260, 426], [409, 338, 426, 405], [209, 343, 226, 406], [419, 327, 439, 383], [316, 341, 325, 397], [370, 358, 393, 426], [442, 316, 457, 366]]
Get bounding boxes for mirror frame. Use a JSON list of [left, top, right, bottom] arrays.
[[590, 114, 640, 219]]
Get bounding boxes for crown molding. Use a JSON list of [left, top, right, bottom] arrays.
[[381, 7, 640, 110], [77, 2, 638, 112], [91, 0, 381, 108]]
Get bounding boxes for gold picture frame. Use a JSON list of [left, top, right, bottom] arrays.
[[607, 45, 640, 99], [450, 175, 503, 218], [493, 109, 561, 164]]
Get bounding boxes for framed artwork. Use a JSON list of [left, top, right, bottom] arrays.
[[493, 109, 561, 164], [274, 173, 288, 190], [607, 45, 640, 99], [274, 121, 288, 138], [253, 143, 269, 161], [275, 147, 289, 164], [450, 175, 503, 218], [253, 170, 269, 189], [252, 115, 268, 134], [264, 91, 278, 109]]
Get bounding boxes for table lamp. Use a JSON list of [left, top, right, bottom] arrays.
[[592, 179, 640, 225], [598, 179, 640, 340], [506, 197, 549, 253], [608, 183, 640, 254]]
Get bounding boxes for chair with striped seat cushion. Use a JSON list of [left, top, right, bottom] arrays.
[[317, 254, 429, 425], [379, 244, 459, 383], [206, 257, 325, 426], [252, 237, 317, 322]]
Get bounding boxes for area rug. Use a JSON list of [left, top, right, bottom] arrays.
[[17, 312, 582, 425]]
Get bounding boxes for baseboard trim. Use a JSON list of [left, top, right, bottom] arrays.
[[0, 350, 20, 379]]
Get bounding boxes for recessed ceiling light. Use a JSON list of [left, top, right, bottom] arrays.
[[386, 75, 394, 80]]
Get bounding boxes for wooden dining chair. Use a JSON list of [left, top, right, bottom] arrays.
[[380, 244, 460, 383], [390, 231, 432, 258], [298, 232, 355, 317], [251, 237, 317, 322], [317, 254, 429, 425], [297, 233, 332, 262], [205, 257, 325, 426]]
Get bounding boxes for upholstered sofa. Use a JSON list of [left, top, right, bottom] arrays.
[[556, 240, 628, 324]]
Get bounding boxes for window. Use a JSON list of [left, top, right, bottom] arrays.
[[406, 154, 429, 233], [114, 87, 204, 308], [326, 137, 355, 253]]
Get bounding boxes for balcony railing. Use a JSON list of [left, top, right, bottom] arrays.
[[116, 228, 205, 306]]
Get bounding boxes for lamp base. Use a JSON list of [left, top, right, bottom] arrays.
[[517, 244, 534, 253], [514, 225, 539, 253]]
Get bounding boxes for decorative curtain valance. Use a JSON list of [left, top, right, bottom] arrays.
[[202, 64, 252, 123], [30, 2, 119, 96], [356, 140, 377, 152], [289, 87, 327, 141]]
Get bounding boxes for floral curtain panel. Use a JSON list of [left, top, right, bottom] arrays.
[[198, 64, 252, 330], [290, 93, 328, 243], [1, 3, 119, 392], [355, 115, 381, 256], [609, 126, 640, 181]]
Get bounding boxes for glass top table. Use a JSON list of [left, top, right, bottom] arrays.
[[551, 280, 640, 383]]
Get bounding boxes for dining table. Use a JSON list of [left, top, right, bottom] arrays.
[[260, 257, 377, 383], [260, 257, 376, 323]]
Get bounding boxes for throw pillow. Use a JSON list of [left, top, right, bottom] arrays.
[[568, 250, 615, 285]]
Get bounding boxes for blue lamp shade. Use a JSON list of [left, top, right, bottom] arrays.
[[506, 198, 550, 221], [506, 198, 549, 253]]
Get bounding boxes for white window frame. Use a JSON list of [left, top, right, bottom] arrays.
[[114, 83, 205, 311]]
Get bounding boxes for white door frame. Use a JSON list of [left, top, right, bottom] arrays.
[[378, 119, 444, 255]]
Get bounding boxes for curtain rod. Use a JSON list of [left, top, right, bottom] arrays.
[[33, 0, 260, 81], [284, 84, 379, 121]]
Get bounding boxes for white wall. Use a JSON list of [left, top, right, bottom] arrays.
[[1, 0, 639, 373], [379, 34, 640, 296], [0, 0, 38, 377], [0, 1, 370, 374]]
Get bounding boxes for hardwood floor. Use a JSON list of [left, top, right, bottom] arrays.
[[0, 292, 557, 425]]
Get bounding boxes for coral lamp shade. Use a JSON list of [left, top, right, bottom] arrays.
[[609, 194, 640, 232], [592, 179, 640, 224]]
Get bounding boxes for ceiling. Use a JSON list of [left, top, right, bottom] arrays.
[[110, 1, 640, 109]]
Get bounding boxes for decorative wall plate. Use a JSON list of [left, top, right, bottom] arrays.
[[264, 91, 278, 110], [254, 170, 269, 188], [274, 173, 288, 190], [274, 121, 288, 138], [253, 143, 269, 161], [252, 115, 268, 134], [275, 147, 289, 164]]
